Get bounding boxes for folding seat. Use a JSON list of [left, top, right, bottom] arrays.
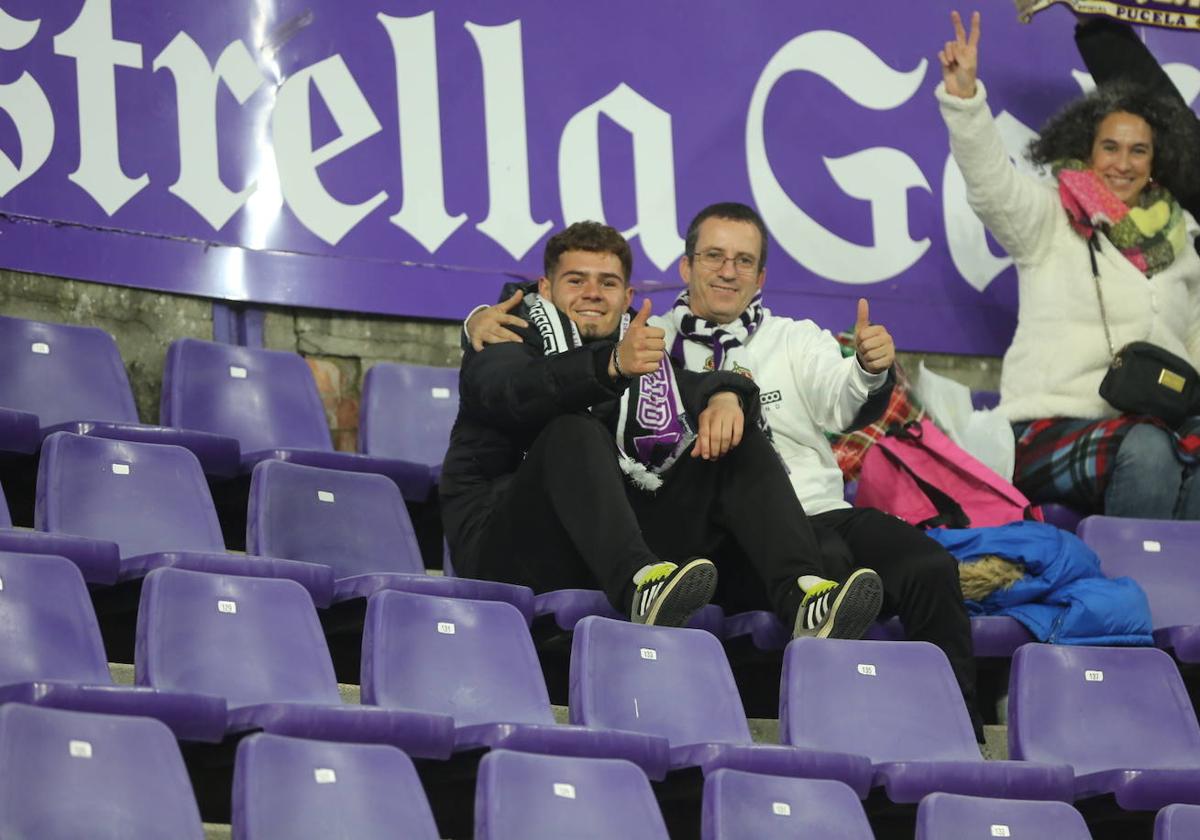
[[701, 769, 873, 839], [361, 590, 668, 777], [136, 566, 454, 758], [161, 337, 430, 500], [1078, 516, 1200, 661], [1009, 643, 1200, 810], [33, 431, 333, 604], [0, 314, 239, 473], [915, 792, 1092, 839], [359, 361, 460, 502], [0, 704, 205, 839], [0, 551, 225, 741], [232, 732, 440, 840], [0, 476, 120, 583], [247, 459, 533, 619], [1155, 803, 1200, 839], [474, 749, 669, 840], [781, 638, 1073, 803], [569, 616, 873, 794]]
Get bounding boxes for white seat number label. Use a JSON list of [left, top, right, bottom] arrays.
[[640, 648, 657, 661], [218, 600, 237, 614], [317, 490, 335, 503], [553, 783, 576, 799], [772, 802, 791, 816], [31, 342, 49, 355], [857, 664, 876, 676], [229, 366, 248, 379], [437, 622, 455, 635], [69, 740, 92, 758], [1143, 540, 1162, 552], [991, 826, 1011, 838], [432, 387, 451, 399], [1085, 670, 1103, 682], [111, 463, 130, 475], [314, 768, 336, 784]]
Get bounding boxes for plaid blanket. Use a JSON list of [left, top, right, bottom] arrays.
[[1013, 416, 1200, 511]]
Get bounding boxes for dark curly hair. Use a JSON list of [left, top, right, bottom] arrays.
[[543, 221, 632, 283], [1027, 80, 1200, 201]]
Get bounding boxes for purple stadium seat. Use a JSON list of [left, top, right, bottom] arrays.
[[0, 704, 204, 839], [361, 590, 669, 778], [0, 314, 239, 474], [0, 551, 225, 741], [0, 478, 121, 583], [782, 638, 1072, 803], [1078, 516, 1200, 661], [475, 749, 669, 840], [569, 616, 872, 794], [136, 567, 454, 758], [1155, 803, 1200, 838], [1009, 643, 1200, 810], [701, 769, 873, 839], [970, 391, 1001, 411], [36, 432, 334, 605], [161, 337, 431, 500], [232, 732, 440, 840], [915, 792, 1092, 839], [359, 361, 460, 501], [247, 459, 533, 619]]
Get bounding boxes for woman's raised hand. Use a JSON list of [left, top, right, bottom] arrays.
[[939, 10, 980, 99]]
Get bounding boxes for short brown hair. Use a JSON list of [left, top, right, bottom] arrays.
[[543, 221, 632, 283]]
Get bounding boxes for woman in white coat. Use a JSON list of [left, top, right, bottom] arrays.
[[938, 11, 1200, 519]]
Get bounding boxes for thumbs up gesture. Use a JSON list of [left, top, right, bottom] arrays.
[[611, 299, 666, 379], [854, 298, 894, 374]]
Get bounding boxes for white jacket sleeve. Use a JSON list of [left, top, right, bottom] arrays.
[[787, 322, 884, 434], [937, 79, 1058, 263]]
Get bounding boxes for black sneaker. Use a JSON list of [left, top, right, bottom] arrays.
[[793, 568, 883, 640], [630, 558, 717, 627]]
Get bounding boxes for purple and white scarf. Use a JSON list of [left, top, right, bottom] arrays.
[[1016, 0, 1200, 31], [668, 290, 765, 371], [524, 292, 693, 491]]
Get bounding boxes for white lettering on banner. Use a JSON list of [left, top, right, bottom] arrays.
[[747, 30, 930, 284], [53, 0, 148, 216], [378, 12, 467, 253], [559, 83, 685, 271], [942, 111, 1039, 292], [465, 19, 552, 260], [153, 34, 264, 230], [0, 7, 54, 199], [271, 55, 387, 246]]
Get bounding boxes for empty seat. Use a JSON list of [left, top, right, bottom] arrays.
[[701, 769, 873, 839], [136, 567, 454, 758], [359, 361, 459, 502], [475, 749, 668, 840], [0, 704, 204, 839], [1078, 516, 1200, 661], [162, 337, 431, 500], [361, 590, 668, 777], [35, 432, 333, 603], [247, 459, 533, 619], [0, 314, 239, 473], [782, 638, 1071, 802], [0, 551, 225, 741], [232, 732, 440, 840], [1009, 643, 1200, 810], [1155, 803, 1200, 839], [915, 792, 1092, 839], [569, 616, 872, 794]]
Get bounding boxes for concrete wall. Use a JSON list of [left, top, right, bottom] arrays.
[[1, 270, 1002, 449]]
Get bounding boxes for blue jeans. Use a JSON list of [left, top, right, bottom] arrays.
[[1105, 422, 1200, 519]]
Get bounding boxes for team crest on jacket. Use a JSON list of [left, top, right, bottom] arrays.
[[703, 356, 755, 380]]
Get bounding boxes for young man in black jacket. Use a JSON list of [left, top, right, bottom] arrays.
[[440, 221, 882, 635]]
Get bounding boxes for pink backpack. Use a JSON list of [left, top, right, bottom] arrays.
[[854, 419, 1040, 529]]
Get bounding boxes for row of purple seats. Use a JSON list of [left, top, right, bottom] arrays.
[[0, 314, 457, 503]]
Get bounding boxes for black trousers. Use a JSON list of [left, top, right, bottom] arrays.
[[457, 414, 825, 619], [811, 506, 980, 734]]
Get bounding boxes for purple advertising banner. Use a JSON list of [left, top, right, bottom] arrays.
[[0, 0, 1196, 354]]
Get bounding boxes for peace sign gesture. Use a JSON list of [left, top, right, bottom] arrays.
[[938, 10, 980, 100]]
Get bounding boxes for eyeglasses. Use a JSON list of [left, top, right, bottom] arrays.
[[692, 249, 759, 277]]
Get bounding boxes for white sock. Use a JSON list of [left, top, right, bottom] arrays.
[[633, 562, 674, 586], [798, 575, 830, 593]]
